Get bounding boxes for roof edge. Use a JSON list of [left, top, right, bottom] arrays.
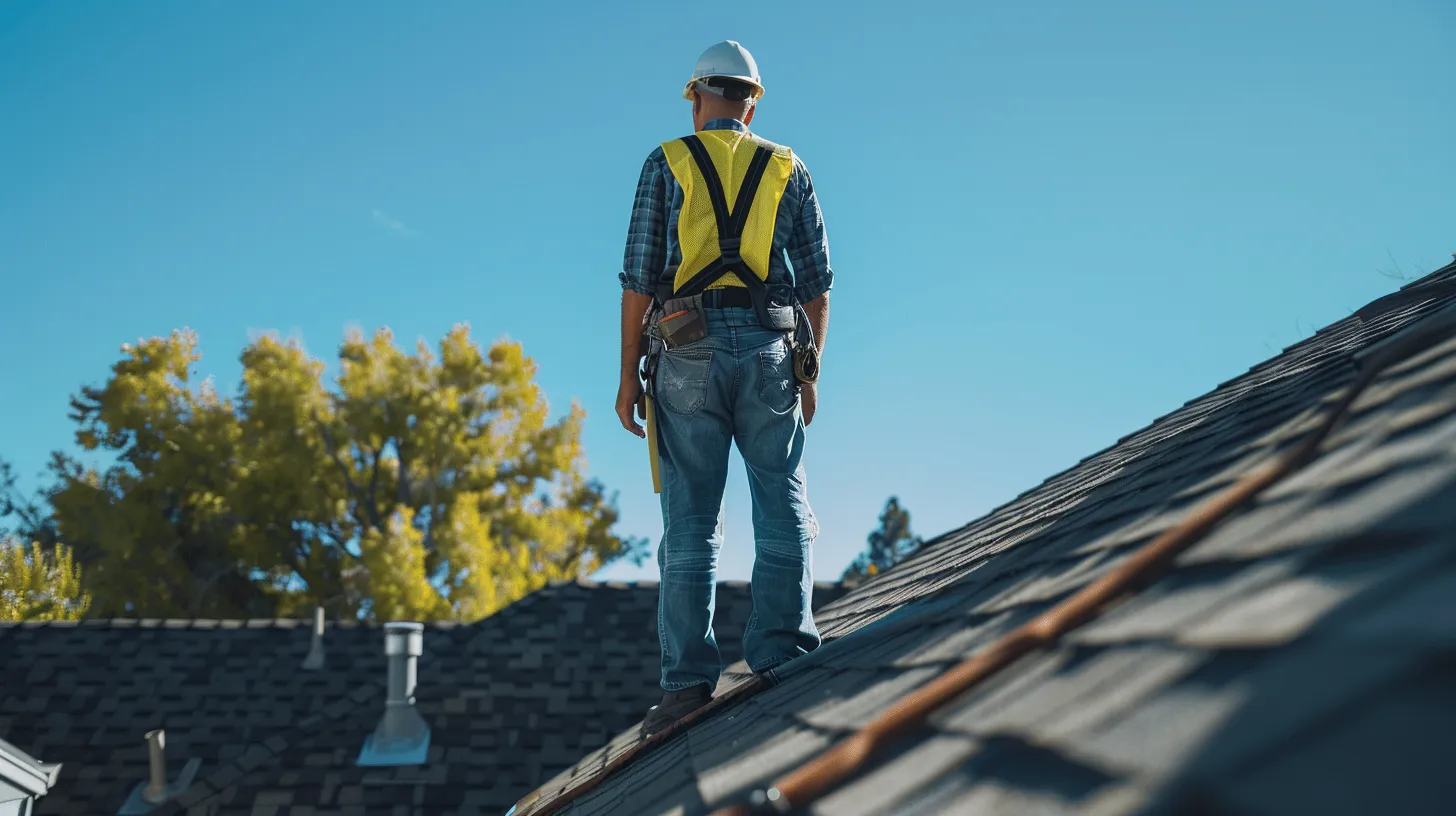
[[0, 617, 465, 630], [0, 583, 849, 629], [0, 737, 62, 797], [559, 578, 843, 590]]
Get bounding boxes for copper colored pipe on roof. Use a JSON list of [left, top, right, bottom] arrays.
[[710, 306, 1456, 816]]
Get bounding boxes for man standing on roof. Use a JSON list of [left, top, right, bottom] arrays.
[[615, 40, 833, 735]]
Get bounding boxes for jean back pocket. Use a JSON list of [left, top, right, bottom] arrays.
[[657, 347, 713, 415]]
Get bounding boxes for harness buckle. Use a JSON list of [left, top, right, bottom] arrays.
[[718, 236, 743, 270]]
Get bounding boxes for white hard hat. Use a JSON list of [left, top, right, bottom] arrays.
[[682, 40, 764, 101]]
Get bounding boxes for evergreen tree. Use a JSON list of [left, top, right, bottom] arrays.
[[841, 497, 923, 587]]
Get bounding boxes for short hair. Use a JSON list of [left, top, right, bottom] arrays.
[[702, 76, 757, 103]]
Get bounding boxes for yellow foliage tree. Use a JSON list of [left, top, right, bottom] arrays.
[[10, 325, 641, 621], [0, 538, 91, 622]]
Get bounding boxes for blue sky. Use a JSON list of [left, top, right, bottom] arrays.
[[1, 0, 1452, 584]]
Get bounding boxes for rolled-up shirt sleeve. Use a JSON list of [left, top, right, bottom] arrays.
[[620, 149, 668, 296], [786, 156, 833, 304]]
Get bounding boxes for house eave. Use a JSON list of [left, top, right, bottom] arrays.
[[0, 738, 62, 797]]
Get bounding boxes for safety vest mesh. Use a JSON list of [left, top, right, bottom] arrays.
[[661, 130, 794, 293]]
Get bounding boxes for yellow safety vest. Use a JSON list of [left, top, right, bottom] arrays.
[[660, 130, 795, 298]]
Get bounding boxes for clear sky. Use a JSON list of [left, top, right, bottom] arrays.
[[1, 0, 1452, 584]]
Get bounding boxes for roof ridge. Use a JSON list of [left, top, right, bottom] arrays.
[[1397, 257, 1456, 290], [1356, 261, 1456, 321], [0, 583, 852, 630], [0, 617, 464, 630], [551, 578, 843, 589]]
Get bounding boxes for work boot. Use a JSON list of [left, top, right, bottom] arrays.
[[643, 684, 713, 736]]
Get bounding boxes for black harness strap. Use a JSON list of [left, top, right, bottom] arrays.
[[681, 135, 733, 244], [668, 136, 776, 300], [729, 145, 774, 238]]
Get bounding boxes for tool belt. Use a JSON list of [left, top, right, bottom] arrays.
[[643, 290, 818, 387], [643, 135, 819, 387]]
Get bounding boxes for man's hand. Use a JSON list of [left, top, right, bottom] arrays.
[[618, 291, 654, 438], [617, 375, 646, 438], [798, 292, 827, 429]]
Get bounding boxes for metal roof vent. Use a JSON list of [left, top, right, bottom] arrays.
[[116, 730, 200, 814], [301, 607, 326, 671], [356, 621, 431, 766]]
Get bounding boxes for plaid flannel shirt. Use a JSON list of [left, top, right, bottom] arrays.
[[620, 118, 833, 304]]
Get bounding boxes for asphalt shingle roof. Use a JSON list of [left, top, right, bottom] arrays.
[[515, 262, 1456, 816], [0, 581, 844, 815]]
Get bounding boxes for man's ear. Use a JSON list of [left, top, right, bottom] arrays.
[[691, 91, 701, 118], [744, 103, 756, 125]]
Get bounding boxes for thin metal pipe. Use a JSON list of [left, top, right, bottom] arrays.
[[142, 729, 168, 804]]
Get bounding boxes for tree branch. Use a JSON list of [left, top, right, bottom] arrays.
[[316, 411, 383, 529]]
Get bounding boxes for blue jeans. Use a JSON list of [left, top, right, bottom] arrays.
[[653, 306, 820, 691]]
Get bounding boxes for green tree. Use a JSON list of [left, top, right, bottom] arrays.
[[1, 458, 55, 545], [0, 538, 91, 622], [841, 497, 924, 588], [6, 325, 642, 621]]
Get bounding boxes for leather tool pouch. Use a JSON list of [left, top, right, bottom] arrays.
[[657, 297, 707, 349], [751, 282, 797, 332]]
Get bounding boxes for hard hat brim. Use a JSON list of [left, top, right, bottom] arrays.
[[682, 76, 765, 101]]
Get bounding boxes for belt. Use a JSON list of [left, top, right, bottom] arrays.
[[699, 287, 754, 309]]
